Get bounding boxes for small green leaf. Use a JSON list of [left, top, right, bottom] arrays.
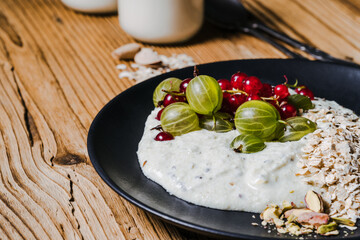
[[287, 94, 314, 110], [279, 117, 317, 142], [199, 112, 234, 133], [230, 134, 266, 153]]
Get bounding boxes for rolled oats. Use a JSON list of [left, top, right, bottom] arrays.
[[298, 100, 360, 224]]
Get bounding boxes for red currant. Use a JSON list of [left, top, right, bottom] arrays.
[[163, 94, 186, 107], [228, 94, 246, 112], [230, 72, 247, 90], [218, 79, 231, 90], [274, 84, 290, 100], [221, 92, 232, 113], [280, 103, 297, 119], [155, 132, 174, 141], [295, 85, 306, 94], [223, 92, 231, 101], [259, 83, 273, 97], [246, 94, 262, 101], [267, 100, 281, 113], [155, 108, 164, 120], [242, 76, 263, 95], [179, 78, 192, 92], [298, 88, 314, 100]]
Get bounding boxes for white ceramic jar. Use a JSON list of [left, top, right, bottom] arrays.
[[118, 0, 204, 44], [62, 0, 117, 13]]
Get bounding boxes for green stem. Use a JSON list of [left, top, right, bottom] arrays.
[[162, 90, 185, 97], [223, 90, 248, 96], [212, 113, 216, 131], [285, 78, 300, 89], [261, 97, 277, 101], [278, 120, 296, 130]]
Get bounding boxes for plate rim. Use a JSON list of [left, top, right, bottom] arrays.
[[87, 58, 360, 240]]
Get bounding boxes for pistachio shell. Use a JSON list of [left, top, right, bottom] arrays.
[[305, 190, 324, 213], [111, 43, 141, 60], [317, 222, 338, 235], [331, 217, 355, 226], [260, 205, 284, 227]]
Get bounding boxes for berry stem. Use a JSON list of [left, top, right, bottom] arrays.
[[284, 78, 301, 89], [193, 65, 199, 77], [278, 120, 296, 130], [283, 75, 289, 84], [212, 114, 217, 131], [151, 125, 163, 131], [162, 90, 186, 97], [261, 97, 278, 101], [223, 89, 249, 96]]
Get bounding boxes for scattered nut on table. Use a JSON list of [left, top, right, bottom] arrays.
[[111, 43, 141, 60], [134, 48, 162, 66]]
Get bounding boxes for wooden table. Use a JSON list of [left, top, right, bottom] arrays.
[[0, 0, 359, 239]]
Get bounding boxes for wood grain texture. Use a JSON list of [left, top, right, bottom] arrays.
[[0, 0, 359, 239]]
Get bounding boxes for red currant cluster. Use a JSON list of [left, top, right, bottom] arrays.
[[219, 72, 314, 120]]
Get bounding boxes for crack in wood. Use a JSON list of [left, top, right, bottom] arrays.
[[66, 174, 84, 240], [10, 49, 87, 167], [68, 175, 74, 203], [0, 11, 23, 47], [59, 224, 64, 236], [11, 67, 40, 147], [49, 156, 54, 167]]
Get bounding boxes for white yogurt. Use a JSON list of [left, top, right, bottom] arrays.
[[137, 100, 347, 212]]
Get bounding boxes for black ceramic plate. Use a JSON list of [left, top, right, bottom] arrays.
[[87, 59, 360, 240]]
